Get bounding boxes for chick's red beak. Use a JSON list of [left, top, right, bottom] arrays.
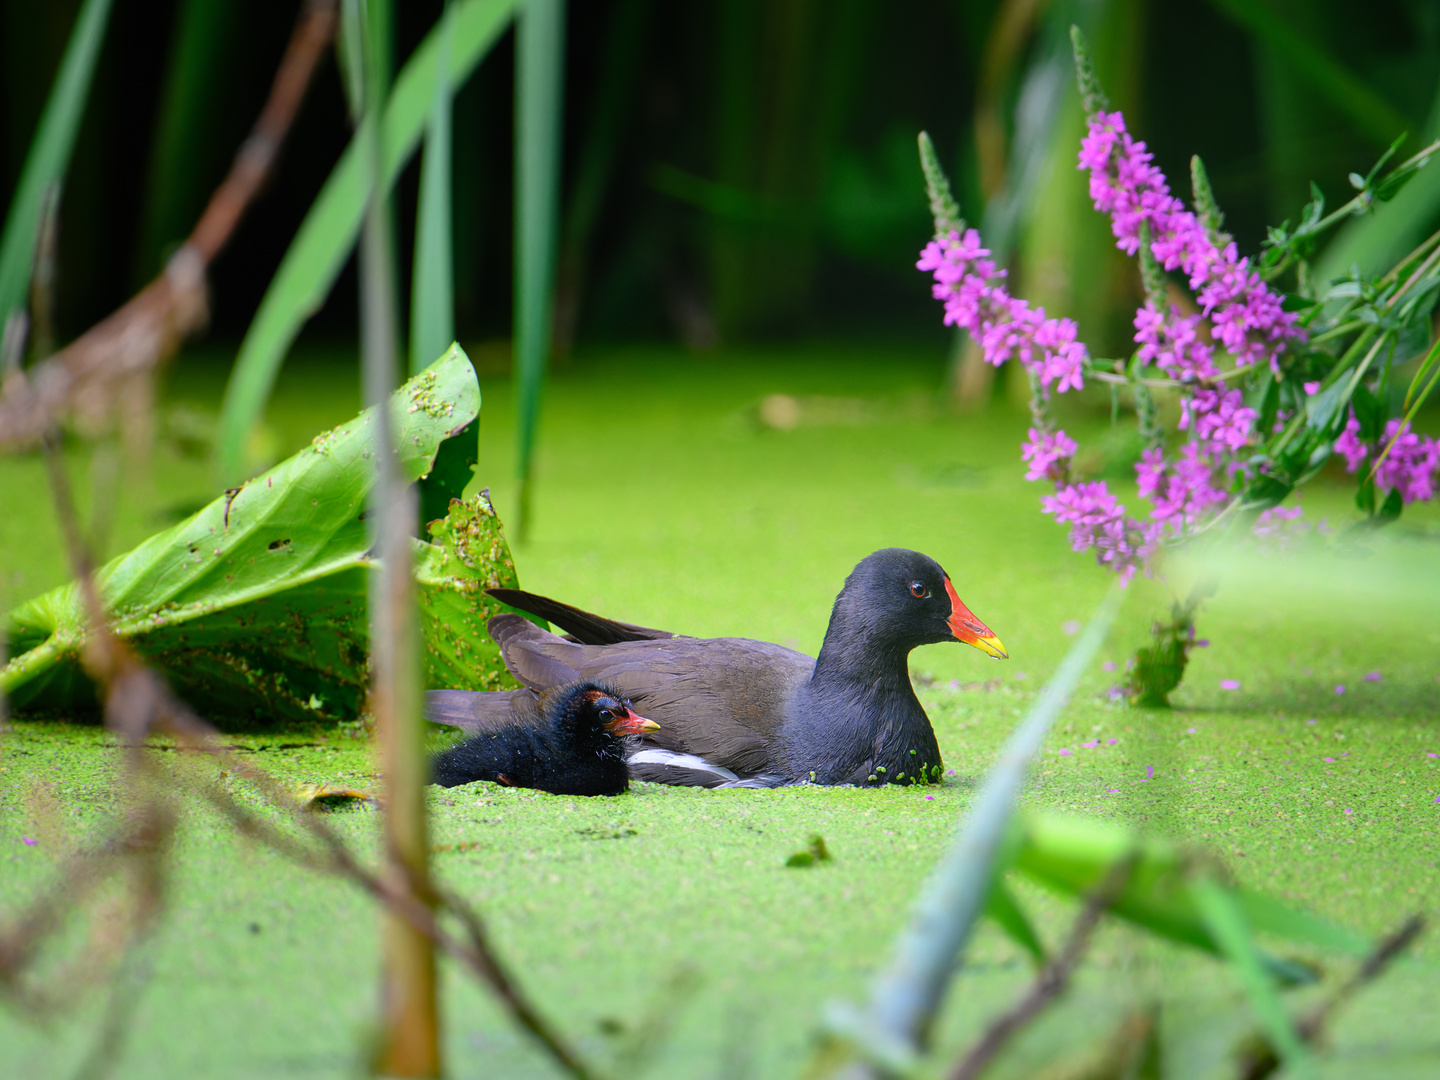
[[606, 707, 660, 736], [944, 577, 1008, 659]]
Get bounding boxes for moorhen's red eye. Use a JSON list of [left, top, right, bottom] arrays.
[[909, 582, 929, 599]]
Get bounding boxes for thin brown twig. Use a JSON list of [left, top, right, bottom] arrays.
[[160, 704, 599, 1080], [0, 0, 338, 450], [1235, 914, 1427, 1080], [947, 856, 1138, 1080]]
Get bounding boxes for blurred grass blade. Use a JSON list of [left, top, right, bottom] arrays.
[[1012, 814, 1369, 969], [0, 0, 113, 337], [827, 587, 1121, 1067], [513, 0, 567, 540], [1206, 0, 1406, 146], [1234, 888, 1369, 956], [1193, 878, 1313, 1078], [411, 0, 477, 525], [217, 0, 519, 482], [411, 1, 456, 375]]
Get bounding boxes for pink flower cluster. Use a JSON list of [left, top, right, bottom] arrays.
[[918, 108, 1319, 583], [1080, 112, 1304, 371], [1135, 445, 1228, 533], [1021, 427, 1077, 481], [917, 230, 1087, 393], [918, 235, 1156, 579], [1039, 483, 1159, 584], [1334, 413, 1440, 503], [1074, 110, 1306, 551]]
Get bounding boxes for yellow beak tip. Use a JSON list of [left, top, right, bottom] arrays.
[[975, 636, 1008, 660]]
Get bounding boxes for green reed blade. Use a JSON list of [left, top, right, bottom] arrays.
[[0, 0, 113, 341], [216, 0, 518, 482]]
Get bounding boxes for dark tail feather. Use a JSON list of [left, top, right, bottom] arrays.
[[486, 587, 679, 645]]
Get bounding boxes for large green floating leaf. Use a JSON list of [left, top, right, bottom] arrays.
[[1, 344, 520, 723]]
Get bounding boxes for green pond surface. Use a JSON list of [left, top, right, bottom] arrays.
[[2, 343, 1438, 1078]]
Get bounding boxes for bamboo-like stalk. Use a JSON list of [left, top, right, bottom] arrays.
[[351, 0, 441, 1072], [513, 0, 567, 542]]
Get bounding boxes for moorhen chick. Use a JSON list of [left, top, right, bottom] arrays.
[[426, 549, 1006, 788], [430, 681, 658, 795]]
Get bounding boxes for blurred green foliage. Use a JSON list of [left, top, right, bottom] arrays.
[[2, 0, 1439, 355]]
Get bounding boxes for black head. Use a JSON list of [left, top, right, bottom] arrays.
[[823, 548, 1007, 659], [546, 682, 658, 748]]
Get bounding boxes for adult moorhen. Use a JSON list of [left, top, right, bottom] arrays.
[[430, 681, 658, 795], [424, 548, 1006, 788]]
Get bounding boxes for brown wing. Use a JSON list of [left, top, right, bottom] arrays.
[[487, 614, 813, 776]]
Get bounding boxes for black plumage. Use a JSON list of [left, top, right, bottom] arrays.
[[426, 549, 1007, 788], [430, 681, 657, 796]]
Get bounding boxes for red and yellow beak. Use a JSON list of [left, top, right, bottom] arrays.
[[944, 578, 1007, 659], [606, 707, 660, 736]]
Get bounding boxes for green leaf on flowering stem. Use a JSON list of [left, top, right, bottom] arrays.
[[1245, 474, 1293, 509], [1351, 383, 1383, 440], [216, 0, 520, 482], [1068, 26, 1109, 118], [0, 0, 113, 337], [1355, 476, 1376, 514], [1305, 378, 1350, 432], [1376, 486, 1404, 524], [1375, 139, 1440, 202], [1, 346, 519, 721], [1362, 134, 1407, 191], [916, 131, 964, 239]]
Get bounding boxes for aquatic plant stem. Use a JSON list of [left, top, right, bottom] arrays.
[[352, 0, 440, 1070]]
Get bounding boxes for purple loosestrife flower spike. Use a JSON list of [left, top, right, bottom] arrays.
[[1335, 411, 1440, 502], [918, 131, 964, 239]]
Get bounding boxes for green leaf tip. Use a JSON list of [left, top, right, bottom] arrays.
[[917, 131, 965, 239], [1069, 25, 1109, 118]]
